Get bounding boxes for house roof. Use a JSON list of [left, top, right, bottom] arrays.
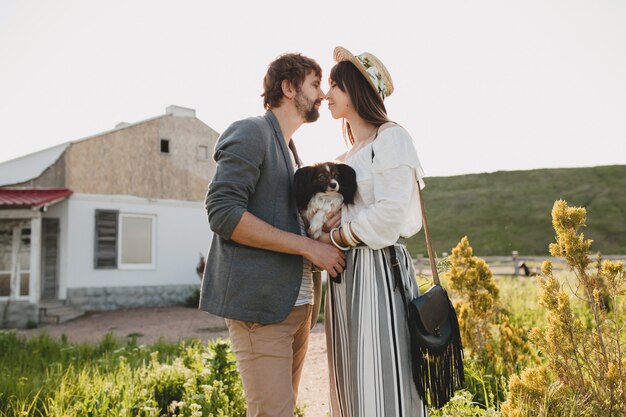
[[0, 143, 70, 187], [0, 105, 202, 188], [0, 188, 73, 208]]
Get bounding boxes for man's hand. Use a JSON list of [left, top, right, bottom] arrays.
[[304, 240, 346, 278], [230, 212, 346, 278]]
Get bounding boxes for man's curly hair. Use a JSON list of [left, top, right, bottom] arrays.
[[262, 53, 322, 110]]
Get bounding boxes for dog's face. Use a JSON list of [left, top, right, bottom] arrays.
[[293, 162, 357, 210]]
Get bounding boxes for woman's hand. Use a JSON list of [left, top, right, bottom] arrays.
[[317, 232, 332, 245], [321, 208, 342, 234]]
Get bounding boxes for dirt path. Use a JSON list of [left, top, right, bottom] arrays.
[[18, 307, 330, 417]]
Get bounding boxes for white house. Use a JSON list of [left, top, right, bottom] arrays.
[[0, 105, 218, 328]]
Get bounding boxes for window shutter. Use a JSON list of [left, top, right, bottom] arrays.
[[94, 210, 118, 269]]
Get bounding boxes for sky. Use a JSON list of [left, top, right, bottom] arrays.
[[1, 0, 625, 177]]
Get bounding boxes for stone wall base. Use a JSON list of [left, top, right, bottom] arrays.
[[0, 301, 38, 329], [67, 285, 199, 311]]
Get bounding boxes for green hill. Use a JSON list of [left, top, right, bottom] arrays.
[[405, 165, 626, 257]]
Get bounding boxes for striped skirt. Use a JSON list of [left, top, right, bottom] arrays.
[[325, 243, 427, 417]]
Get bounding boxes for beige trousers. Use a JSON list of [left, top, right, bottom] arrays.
[[226, 304, 313, 417]]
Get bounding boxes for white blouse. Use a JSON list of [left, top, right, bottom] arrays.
[[340, 125, 425, 250]]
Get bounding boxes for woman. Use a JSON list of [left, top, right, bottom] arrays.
[[319, 47, 428, 416]]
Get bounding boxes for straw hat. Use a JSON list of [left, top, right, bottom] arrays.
[[333, 46, 394, 100]]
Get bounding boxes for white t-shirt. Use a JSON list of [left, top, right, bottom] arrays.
[[289, 144, 314, 306], [294, 213, 314, 306], [340, 125, 425, 250]]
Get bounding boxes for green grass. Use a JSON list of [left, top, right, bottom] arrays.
[[0, 332, 245, 417], [0, 264, 619, 416], [417, 268, 594, 331], [493, 272, 592, 330], [406, 165, 626, 256]]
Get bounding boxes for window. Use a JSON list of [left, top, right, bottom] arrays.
[[119, 214, 155, 268], [94, 211, 156, 270], [197, 145, 209, 161], [0, 222, 30, 298], [160, 139, 170, 154]]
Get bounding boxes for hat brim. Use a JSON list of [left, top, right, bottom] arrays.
[[333, 46, 393, 99], [333, 47, 380, 97]]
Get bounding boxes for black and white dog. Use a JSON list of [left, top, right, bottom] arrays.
[[293, 162, 357, 239]]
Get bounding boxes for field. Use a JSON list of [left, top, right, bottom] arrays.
[[406, 164, 626, 257], [1, 192, 625, 416], [1, 270, 619, 417]]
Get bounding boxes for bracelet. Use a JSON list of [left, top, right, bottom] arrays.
[[337, 226, 351, 246], [336, 226, 346, 245], [340, 225, 357, 247], [350, 222, 362, 244], [345, 222, 361, 246], [329, 227, 351, 251]]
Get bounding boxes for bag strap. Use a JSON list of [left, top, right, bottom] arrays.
[[369, 124, 439, 288], [417, 183, 440, 285], [388, 181, 438, 308]]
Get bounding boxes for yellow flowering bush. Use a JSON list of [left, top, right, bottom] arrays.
[[502, 200, 626, 416], [446, 237, 500, 357], [445, 237, 537, 408]]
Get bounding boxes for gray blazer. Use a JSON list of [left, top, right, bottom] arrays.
[[200, 111, 321, 326]]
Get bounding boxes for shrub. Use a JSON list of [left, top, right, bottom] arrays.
[[184, 288, 201, 308], [444, 237, 538, 409], [430, 390, 502, 417], [501, 200, 626, 416], [446, 237, 500, 358]]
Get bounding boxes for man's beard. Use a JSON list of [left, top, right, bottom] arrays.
[[295, 91, 320, 123]]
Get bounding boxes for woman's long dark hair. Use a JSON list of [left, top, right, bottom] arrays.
[[330, 61, 390, 145]]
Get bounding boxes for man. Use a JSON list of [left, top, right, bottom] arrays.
[[200, 53, 346, 417]]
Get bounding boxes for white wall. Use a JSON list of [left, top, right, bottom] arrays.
[[60, 193, 211, 297]]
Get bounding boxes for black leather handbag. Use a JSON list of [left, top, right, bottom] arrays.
[[390, 182, 464, 409]]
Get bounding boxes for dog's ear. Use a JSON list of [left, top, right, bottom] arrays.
[[293, 166, 315, 210], [337, 164, 357, 204]]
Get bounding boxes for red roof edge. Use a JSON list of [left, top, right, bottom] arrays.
[[0, 188, 73, 208]]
